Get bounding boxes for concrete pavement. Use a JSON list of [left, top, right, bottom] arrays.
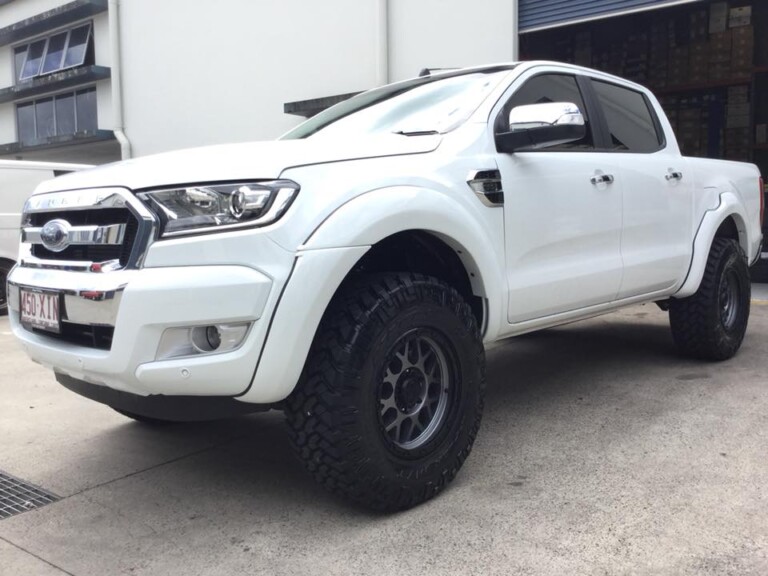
[[1, 297, 767, 575]]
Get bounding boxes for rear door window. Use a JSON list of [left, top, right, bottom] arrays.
[[591, 80, 663, 153]]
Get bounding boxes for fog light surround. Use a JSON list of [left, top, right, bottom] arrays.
[[156, 322, 251, 360]]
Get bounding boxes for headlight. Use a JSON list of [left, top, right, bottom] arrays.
[[137, 180, 299, 237]]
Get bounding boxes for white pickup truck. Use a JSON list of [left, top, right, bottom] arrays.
[[6, 62, 764, 511]]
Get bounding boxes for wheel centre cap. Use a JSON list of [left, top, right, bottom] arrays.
[[395, 368, 426, 412]]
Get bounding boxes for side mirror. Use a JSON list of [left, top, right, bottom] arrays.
[[495, 102, 586, 153]]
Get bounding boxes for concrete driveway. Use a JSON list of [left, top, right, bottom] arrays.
[[1, 299, 767, 575]]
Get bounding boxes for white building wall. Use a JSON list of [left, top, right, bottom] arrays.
[[0, 0, 519, 160], [119, 0, 381, 156], [388, 0, 517, 82]]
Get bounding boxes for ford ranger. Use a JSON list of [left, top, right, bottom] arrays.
[[6, 62, 764, 511]]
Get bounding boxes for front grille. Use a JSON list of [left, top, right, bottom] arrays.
[[0, 471, 59, 520], [30, 208, 138, 266], [32, 323, 115, 350]]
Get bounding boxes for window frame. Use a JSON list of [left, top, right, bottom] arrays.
[[493, 71, 602, 153], [13, 22, 93, 83], [15, 86, 98, 145]]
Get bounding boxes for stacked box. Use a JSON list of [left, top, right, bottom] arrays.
[[690, 8, 709, 41], [623, 33, 649, 83], [668, 46, 689, 85], [731, 25, 754, 77], [574, 32, 592, 66], [757, 124, 767, 146], [593, 44, 623, 76], [648, 21, 672, 88], [708, 30, 732, 81], [726, 103, 751, 128], [709, 2, 729, 33], [553, 37, 574, 63], [725, 85, 751, 160], [677, 104, 703, 155], [728, 6, 752, 28], [689, 43, 709, 83]]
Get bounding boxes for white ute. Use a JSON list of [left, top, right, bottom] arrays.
[[7, 62, 764, 510]]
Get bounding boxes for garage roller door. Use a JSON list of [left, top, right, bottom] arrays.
[[519, 0, 706, 32]]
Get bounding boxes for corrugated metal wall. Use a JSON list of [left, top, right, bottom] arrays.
[[519, 0, 703, 32]]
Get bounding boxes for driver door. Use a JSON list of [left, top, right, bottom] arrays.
[[494, 72, 624, 324]]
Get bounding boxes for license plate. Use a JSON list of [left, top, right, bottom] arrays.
[[20, 289, 61, 334]]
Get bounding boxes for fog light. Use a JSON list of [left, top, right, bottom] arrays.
[[191, 325, 221, 353], [156, 322, 251, 360]]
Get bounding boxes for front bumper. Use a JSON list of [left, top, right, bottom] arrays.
[[8, 264, 275, 398]]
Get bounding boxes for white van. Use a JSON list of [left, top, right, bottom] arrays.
[[1, 160, 91, 314]]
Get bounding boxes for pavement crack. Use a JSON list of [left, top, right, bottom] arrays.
[[0, 535, 77, 576]]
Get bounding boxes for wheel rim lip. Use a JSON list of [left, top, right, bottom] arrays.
[[719, 270, 740, 331], [377, 330, 453, 452]]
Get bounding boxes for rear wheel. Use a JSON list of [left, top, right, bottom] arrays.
[[669, 238, 750, 361], [285, 273, 485, 512]]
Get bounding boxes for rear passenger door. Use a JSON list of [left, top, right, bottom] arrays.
[[587, 78, 694, 298]]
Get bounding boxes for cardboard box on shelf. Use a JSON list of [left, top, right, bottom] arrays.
[[690, 9, 709, 41], [756, 124, 767, 146], [709, 63, 731, 81], [726, 128, 751, 148], [728, 85, 749, 101], [709, 2, 729, 33], [728, 6, 752, 28]]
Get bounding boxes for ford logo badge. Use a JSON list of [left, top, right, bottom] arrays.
[[40, 219, 71, 252]]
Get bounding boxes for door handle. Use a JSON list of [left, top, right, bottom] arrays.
[[665, 170, 683, 181], [590, 174, 615, 185]]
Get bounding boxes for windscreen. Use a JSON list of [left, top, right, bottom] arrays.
[[282, 67, 515, 140]]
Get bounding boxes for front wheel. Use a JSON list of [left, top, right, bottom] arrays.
[[285, 273, 485, 512], [669, 238, 750, 361]]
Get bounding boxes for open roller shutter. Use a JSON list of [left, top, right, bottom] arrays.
[[519, 0, 706, 33]]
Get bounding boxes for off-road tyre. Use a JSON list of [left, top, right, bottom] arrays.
[[669, 238, 750, 361], [285, 273, 485, 512], [0, 259, 12, 316]]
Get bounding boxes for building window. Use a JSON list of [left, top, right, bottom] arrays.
[[16, 87, 97, 145], [14, 23, 93, 82]]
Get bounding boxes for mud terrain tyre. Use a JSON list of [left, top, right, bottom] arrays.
[[285, 273, 485, 512], [669, 238, 750, 361]]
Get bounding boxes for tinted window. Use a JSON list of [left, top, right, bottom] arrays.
[[63, 25, 91, 68], [35, 97, 55, 139], [41, 32, 67, 74], [76, 88, 97, 132], [592, 81, 662, 152], [14, 46, 26, 82], [55, 93, 76, 136], [15, 87, 97, 144], [20, 39, 45, 80], [500, 74, 593, 150], [17, 102, 35, 144]]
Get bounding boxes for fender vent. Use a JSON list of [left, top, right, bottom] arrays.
[[0, 471, 60, 519], [467, 169, 504, 207]]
